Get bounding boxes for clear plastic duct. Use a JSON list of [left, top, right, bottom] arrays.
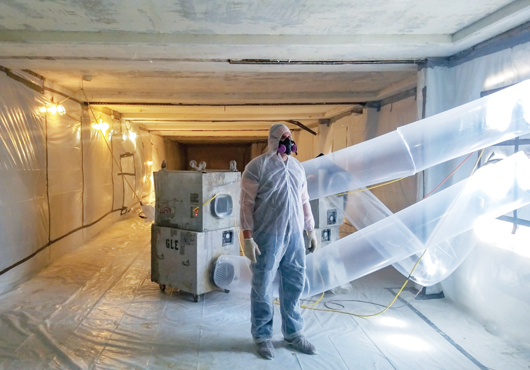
[[212, 80, 530, 294], [299, 79, 530, 287], [326, 188, 479, 286], [213, 152, 530, 297], [304, 79, 530, 201]]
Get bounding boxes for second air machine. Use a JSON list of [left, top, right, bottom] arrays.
[[151, 163, 241, 302]]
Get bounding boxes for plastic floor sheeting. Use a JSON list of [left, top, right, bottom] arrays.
[[0, 218, 529, 370]]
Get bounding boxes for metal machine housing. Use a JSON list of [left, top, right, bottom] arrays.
[[310, 196, 345, 229], [154, 170, 241, 232], [305, 225, 340, 250], [151, 225, 239, 298]]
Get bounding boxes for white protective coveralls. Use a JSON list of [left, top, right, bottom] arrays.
[[240, 123, 315, 343]]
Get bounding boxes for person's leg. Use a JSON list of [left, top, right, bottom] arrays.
[[279, 231, 318, 355], [278, 231, 305, 341], [250, 233, 280, 345]]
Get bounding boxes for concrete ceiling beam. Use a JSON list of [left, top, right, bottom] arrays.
[[128, 121, 313, 130], [322, 105, 363, 119], [376, 76, 418, 100], [149, 130, 269, 137], [0, 31, 452, 46], [105, 105, 352, 114], [122, 112, 326, 120], [0, 32, 456, 62], [0, 58, 420, 73], [86, 91, 378, 104], [453, 0, 530, 45]]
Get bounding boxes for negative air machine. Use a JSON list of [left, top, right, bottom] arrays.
[[151, 165, 241, 302], [154, 170, 241, 231], [304, 196, 344, 251]]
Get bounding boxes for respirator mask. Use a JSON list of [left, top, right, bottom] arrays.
[[278, 137, 297, 155]]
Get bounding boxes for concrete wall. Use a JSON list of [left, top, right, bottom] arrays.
[[185, 144, 251, 171]]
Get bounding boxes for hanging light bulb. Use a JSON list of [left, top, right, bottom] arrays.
[[57, 105, 66, 116], [92, 118, 109, 134], [129, 130, 137, 141], [47, 105, 57, 114], [39, 106, 47, 113], [147, 160, 153, 166]]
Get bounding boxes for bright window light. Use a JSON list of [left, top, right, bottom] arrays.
[[484, 85, 528, 132], [380, 317, 406, 328], [476, 160, 515, 200], [523, 93, 530, 126], [474, 217, 530, 258], [484, 71, 515, 90], [129, 131, 137, 141], [387, 335, 430, 351]]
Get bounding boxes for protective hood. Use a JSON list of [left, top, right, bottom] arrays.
[[268, 123, 291, 154]]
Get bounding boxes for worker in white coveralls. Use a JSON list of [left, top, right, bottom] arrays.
[[240, 123, 319, 360]]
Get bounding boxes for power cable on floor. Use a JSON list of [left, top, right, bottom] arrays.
[[322, 283, 425, 311]]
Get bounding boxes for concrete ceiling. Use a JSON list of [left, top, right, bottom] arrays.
[[1, 0, 529, 141]]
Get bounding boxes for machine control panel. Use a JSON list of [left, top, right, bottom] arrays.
[[222, 230, 234, 246]]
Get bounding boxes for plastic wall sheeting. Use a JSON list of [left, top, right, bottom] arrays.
[[0, 73, 48, 288], [47, 98, 83, 241], [442, 225, 530, 350], [0, 71, 166, 295], [425, 39, 530, 350], [83, 108, 114, 225]]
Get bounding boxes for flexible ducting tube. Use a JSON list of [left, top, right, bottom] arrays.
[[212, 79, 530, 295], [304, 79, 530, 200], [214, 152, 530, 296]]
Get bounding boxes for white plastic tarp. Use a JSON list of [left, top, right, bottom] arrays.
[[0, 73, 48, 280], [47, 97, 83, 241], [82, 109, 113, 225], [1, 218, 528, 369]]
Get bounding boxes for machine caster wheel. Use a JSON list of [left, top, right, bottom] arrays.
[[224, 289, 230, 293], [159, 284, 166, 292], [193, 294, 200, 302]]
